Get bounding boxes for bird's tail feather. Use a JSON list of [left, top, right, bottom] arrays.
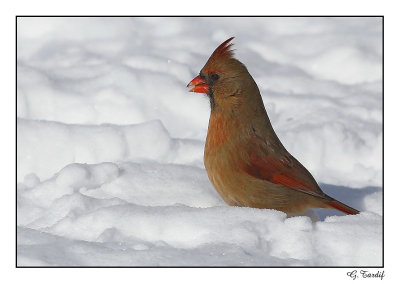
[[326, 199, 360, 215]]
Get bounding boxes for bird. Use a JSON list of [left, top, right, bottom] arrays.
[[187, 37, 359, 215]]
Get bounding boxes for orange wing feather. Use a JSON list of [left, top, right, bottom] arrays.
[[241, 143, 360, 214], [241, 137, 325, 198]]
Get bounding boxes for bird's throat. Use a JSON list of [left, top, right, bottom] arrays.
[[207, 90, 216, 112]]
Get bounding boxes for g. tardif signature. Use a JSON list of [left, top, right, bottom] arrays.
[[347, 270, 385, 280]]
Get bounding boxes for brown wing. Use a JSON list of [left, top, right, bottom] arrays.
[[240, 134, 325, 198]]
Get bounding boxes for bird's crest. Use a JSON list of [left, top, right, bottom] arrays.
[[211, 37, 235, 59], [205, 37, 235, 68]]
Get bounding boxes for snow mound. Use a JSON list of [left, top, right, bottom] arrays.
[[17, 118, 204, 182], [18, 161, 381, 266]]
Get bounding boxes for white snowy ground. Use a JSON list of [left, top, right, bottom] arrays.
[[17, 17, 382, 266]]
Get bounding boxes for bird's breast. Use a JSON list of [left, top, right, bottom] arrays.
[[205, 113, 239, 151], [204, 113, 237, 173], [204, 113, 247, 205]]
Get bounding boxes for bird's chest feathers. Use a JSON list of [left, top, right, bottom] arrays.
[[205, 112, 239, 151], [204, 112, 249, 205]]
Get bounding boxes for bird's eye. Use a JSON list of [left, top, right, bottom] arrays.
[[210, 73, 220, 81]]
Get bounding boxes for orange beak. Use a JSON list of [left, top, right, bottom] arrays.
[[187, 75, 209, 93]]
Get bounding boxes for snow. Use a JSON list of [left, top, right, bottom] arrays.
[[17, 17, 382, 266]]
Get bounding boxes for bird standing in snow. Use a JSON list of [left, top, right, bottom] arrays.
[[187, 37, 359, 215]]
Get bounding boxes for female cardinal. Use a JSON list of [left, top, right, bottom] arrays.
[[187, 37, 359, 215]]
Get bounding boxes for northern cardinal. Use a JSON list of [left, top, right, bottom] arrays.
[[187, 37, 359, 215]]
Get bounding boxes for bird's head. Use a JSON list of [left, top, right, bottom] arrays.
[[187, 37, 255, 112]]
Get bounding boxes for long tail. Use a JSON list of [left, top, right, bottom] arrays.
[[326, 198, 360, 215]]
